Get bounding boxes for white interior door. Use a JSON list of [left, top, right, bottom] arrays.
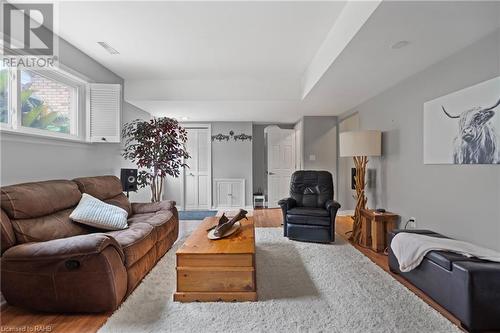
[[266, 126, 296, 208], [184, 127, 211, 210]]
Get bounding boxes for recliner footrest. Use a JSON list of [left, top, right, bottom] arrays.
[[286, 223, 333, 243]]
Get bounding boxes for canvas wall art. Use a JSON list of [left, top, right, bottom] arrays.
[[424, 76, 500, 164]]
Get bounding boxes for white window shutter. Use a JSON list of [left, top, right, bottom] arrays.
[[87, 83, 121, 143]]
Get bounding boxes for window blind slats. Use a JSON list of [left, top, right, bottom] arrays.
[[88, 83, 121, 143]]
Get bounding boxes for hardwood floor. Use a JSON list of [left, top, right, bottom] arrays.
[[0, 209, 462, 332], [252, 207, 283, 227]]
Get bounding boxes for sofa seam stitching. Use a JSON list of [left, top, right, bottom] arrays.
[[2, 190, 17, 220]]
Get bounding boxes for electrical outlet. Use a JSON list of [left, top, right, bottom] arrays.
[[407, 217, 417, 229]]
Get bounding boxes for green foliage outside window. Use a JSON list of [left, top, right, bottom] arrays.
[[21, 71, 71, 134], [20, 88, 70, 134], [0, 69, 8, 123]]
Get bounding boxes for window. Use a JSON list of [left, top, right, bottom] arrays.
[[1, 67, 85, 140], [20, 70, 76, 134], [0, 64, 8, 123]]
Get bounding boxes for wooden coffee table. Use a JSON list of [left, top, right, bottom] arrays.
[[174, 216, 257, 302]]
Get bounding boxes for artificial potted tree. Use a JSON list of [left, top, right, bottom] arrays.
[[122, 117, 190, 202]]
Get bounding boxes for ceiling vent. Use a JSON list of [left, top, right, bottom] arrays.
[[97, 42, 120, 55], [391, 40, 410, 50]]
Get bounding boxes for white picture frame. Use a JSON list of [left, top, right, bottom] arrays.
[[423, 76, 500, 164]]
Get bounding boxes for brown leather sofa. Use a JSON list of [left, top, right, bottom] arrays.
[[0, 175, 179, 313]]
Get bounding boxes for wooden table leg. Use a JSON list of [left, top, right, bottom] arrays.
[[371, 221, 385, 252], [360, 215, 371, 247]]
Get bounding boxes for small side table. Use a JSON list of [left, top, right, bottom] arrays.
[[360, 209, 399, 252], [253, 195, 266, 208]]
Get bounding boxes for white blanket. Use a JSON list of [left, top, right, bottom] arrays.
[[390, 232, 500, 272]]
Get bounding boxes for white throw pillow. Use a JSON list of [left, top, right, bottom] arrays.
[[70, 193, 128, 230]]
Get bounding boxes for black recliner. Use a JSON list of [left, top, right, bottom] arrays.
[[279, 171, 341, 243]]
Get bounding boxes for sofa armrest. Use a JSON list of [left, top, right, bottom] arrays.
[[1, 234, 127, 313], [325, 200, 341, 213], [3, 233, 123, 262], [131, 200, 176, 214], [278, 198, 296, 211], [278, 198, 296, 237]]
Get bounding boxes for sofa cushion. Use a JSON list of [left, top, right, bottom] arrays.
[[131, 201, 175, 214], [287, 207, 329, 217], [73, 176, 124, 201], [106, 222, 155, 267], [74, 176, 132, 216], [289, 171, 333, 208], [129, 208, 174, 233], [1, 209, 16, 253], [1, 180, 81, 219], [425, 251, 483, 271], [105, 193, 132, 216], [70, 194, 128, 231], [10, 208, 93, 244]]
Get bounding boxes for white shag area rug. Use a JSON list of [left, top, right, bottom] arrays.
[[99, 223, 460, 333]]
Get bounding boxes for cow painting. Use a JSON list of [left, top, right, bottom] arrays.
[[442, 98, 500, 164]]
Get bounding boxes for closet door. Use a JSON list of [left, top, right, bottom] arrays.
[[196, 129, 210, 209], [214, 179, 245, 208], [184, 128, 211, 210], [184, 129, 198, 210], [230, 182, 243, 207], [216, 181, 232, 207]]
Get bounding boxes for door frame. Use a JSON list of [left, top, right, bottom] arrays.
[[179, 123, 212, 211]]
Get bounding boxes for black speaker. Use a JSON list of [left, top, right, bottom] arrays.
[[121, 168, 138, 192], [351, 168, 356, 190]]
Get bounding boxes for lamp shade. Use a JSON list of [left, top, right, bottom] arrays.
[[339, 130, 381, 157]]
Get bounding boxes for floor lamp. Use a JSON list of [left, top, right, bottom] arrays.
[[339, 130, 381, 244]]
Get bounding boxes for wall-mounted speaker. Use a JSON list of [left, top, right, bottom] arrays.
[[351, 168, 356, 190], [121, 168, 138, 193]]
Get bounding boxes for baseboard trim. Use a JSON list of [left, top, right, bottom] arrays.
[[338, 210, 354, 216], [214, 206, 254, 211]]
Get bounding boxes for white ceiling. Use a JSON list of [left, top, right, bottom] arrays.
[[58, 1, 500, 123], [59, 1, 345, 80]]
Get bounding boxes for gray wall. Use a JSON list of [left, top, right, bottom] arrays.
[[212, 122, 253, 206], [0, 37, 152, 202], [302, 116, 338, 199], [252, 123, 295, 196], [339, 30, 500, 250]]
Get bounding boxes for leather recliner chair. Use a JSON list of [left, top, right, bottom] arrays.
[[279, 171, 340, 243]]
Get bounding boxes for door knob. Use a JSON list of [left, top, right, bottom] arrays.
[[189, 173, 194, 176], [268, 172, 275, 175]]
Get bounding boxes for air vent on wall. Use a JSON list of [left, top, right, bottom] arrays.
[[97, 42, 120, 55]]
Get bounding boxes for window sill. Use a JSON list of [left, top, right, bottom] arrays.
[[0, 126, 90, 146]]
